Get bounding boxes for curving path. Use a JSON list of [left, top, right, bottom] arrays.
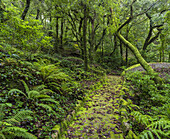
[[65, 76, 124, 139]]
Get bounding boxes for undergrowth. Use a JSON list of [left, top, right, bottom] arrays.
[[0, 47, 106, 138], [119, 71, 170, 139]]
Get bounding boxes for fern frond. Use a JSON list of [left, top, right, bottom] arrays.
[[147, 119, 170, 130], [0, 104, 6, 112], [2, 127, 37, 139], [39, 89, 55, 94], [8, 89, 27, 98], [0, 104, 6, 120], [35, 95, 51, 99], [40, 99, 59, 105], [47, 82, 60, 89], [131, 111, 152, 126], [164, 124, 170, 130], [20, 80, 29, 94], [139, 129, 159, 139], [28, 90, 40, 98], [139, 128, 169, 139], [33, 84, 47, 91], [5, 118, 20, 125], [0, 133, 6, 139], [126, 130, 138, 139], [47, 82, 61, 93], [13, 110, 33, 122], [47, 72, 69, 82], [36, 104, 53, 112], [0, 121, 12, 127], [23, 61, 33, 68]]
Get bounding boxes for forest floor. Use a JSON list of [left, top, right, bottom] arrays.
[[65, 75, 124, 139]]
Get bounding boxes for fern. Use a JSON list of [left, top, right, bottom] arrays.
[[139, 128, 169, 139], [28, 90, 40, 98], [33, 84, 47, 91], [13, 110, 33, 122], [126, 130, 138, 139], [36, 103, 53, 112], [1, 127, 37, 139], [21, 80, 29, 94], [40, 98, 59, 105], [39, 89, 55, 94], [147, 119, 170, 130], [47, 82, 61, 91], [8, 80, 53, 99], [0, 133, 6, 139], [131, 111, 152, 126], [0, 121, 12, 127], [139, 129, 156, 139], [32, 60, 70, 83], [0, 104, 36, 139], [0, 103, 13, 121], [35, 95, 51, 99], [164, 124, 170, 130], [8, 89, 27, 98], [5, 118, 20, 125]]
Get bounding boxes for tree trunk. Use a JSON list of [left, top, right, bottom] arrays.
[[110, 35, 117, 56], [83, 4, 88, 71], [36, 9, 40, 20], [120, 39, 123, 66], [117, 32, 162, 83], [55, 17, 59, 53], [101, 40, 104, 63], [125, 25, 129, 66], [21, 0, 31, 20], [60, 18, 64, 50], [89, 18, 95, 63]]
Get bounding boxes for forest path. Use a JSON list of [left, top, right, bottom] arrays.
[[65, 75, 124, 139]]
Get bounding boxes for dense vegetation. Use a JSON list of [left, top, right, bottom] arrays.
[[0, 0, 169, 138]]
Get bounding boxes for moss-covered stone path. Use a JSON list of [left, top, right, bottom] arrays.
[[65, 76, 124, 139]]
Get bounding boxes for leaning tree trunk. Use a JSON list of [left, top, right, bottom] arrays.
[[117, 32, 162, 83]]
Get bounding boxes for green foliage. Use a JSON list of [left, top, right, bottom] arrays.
[[8, 80, 58, 114], [0, 103, 37, 139], [124, 71, 169, 107], [120, 71, 170, 139], [32, 59, 69, 83], [0, 4, 52, 53]]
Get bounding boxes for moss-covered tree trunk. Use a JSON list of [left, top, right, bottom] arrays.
[[115, 0, 163, 84], [117, 32, 161, 83]]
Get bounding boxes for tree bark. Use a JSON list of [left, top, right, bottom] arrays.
[[36, 9, 40, 20], [125, 25, 129, 66], [120, 39, 123, 66], [115, 0, 162, 84], [55, 17, 59, 53], [117, 32, 161, 83], [60, 18, 64, 50], [89, 15, 95, 63], [21, 0, 31, 20], [142, 13, 163, 52], [110, 35, 117, 56], [83, 4, 88, 71]]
